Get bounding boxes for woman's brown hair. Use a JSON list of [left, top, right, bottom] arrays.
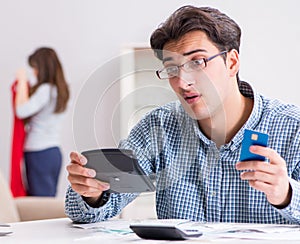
[[28, 47, 69, 113]]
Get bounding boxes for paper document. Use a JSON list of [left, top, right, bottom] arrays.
[[73, 219, 300, 241], [73, 219, 132, 235], [188, 222, 300, 241], [0, 223, 13, 236]]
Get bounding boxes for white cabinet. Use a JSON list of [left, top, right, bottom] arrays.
[[119, 44, 176, 219], [119, 44, 177, 139]]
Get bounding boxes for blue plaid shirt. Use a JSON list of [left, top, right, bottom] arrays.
[[65, 81, 300, 224]]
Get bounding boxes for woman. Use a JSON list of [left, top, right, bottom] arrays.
[[15, 47, 70, 196]]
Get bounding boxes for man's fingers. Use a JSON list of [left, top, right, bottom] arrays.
[[68, 174, 110, 190], [240, 171, 274, 184], [70, 183, 104, 197], [249, 146, 285, 165], [70, 151, 87, 166], [236, 160, 275, 174], [66, 163, 96, 178]]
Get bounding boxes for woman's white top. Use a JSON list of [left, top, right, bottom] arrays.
[[16, 83, 66, 151]]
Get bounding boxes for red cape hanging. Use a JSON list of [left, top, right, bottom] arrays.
[[10, 80, 27, 197]]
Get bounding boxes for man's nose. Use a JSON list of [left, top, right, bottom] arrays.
[[177, 70, 195, 87]]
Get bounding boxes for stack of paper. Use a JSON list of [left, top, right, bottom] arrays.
[[0, 223, 12, 236]]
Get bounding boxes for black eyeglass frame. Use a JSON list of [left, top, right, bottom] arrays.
[[156, 50, 228, 80]]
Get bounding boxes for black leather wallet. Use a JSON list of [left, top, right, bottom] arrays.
[[82, 148, 155, 193]]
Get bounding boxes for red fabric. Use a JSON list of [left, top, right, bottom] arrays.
[[10, 80, 27, 197]]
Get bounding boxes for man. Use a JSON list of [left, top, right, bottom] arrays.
[[65, 5, 300, 224]]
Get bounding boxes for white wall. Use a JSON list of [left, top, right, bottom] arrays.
[[1, 0, 300, 197]]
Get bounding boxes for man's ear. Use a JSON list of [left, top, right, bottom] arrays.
[[227, 49, 240, 78]]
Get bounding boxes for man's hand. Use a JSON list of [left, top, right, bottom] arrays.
[[66, 151, 110, 205], [236, 145, 291, 207]]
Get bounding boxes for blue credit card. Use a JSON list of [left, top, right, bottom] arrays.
[[239, 129, 268, 161]]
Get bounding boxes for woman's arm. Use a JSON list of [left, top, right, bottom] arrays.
[[15, 68, 29, 106]]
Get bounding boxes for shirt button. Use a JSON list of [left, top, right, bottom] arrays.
[[211, 191, 217, 197]]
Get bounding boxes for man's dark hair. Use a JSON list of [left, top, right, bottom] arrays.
[[150, 5, 241, 61]]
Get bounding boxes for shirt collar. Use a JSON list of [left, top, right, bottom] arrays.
[[229, 80, 264, 151], [190, 80, 264, 150]]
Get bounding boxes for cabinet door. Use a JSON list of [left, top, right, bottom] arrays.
[[120, 45, 176, 139]]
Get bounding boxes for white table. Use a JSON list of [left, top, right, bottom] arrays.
[[2, 218, 300, 243]]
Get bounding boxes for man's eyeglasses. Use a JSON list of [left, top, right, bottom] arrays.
[[156, 51, 228, 80]]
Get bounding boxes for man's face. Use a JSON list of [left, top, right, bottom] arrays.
[[161, 31, 235, 121]]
